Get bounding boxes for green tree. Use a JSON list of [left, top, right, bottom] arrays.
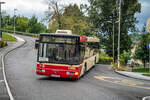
[[134, 26, 150, 68], [129, 31, 141, 43], [1, 11, 12, 30], [1, 12, 47, 33], [62, 4, 92, 35], [45, 0, 64, 30], [16, 16, 29, 32], [28, 16, 47, 34], [49, 4, 92, 35], [87, 0, 141, 61], [120, 50, 131, 64]]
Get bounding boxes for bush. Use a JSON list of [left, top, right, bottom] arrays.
[[120, 50, 131, 64], [99, 56, 113, 64], [120, 59, 125, 64], [99, 55, 125, 65], [112, 63, 130, 71], [0, 40, 7, 48]]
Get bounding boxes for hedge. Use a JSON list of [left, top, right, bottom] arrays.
[[99, 56, 125, 64], [99, 56, 113, 64], [0, 40, 8, 48]]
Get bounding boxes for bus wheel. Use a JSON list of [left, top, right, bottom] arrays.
[[83, 63, 87, 76], [95, 57, 97, 65]]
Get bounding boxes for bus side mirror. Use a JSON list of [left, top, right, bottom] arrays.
[[35, 40, 39, 49]]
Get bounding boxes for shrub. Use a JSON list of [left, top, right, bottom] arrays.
[[99, 56, 125, 65], [0, 40, 7, 48], [120, 50, 131, 64], [120, 59, 125, 64], [112, 62, 130, 71], [99, 56, 113, 64]]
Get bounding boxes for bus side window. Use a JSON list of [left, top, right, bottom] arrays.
[[39, 43, 43, 57], [80, 45, 85, 59], [65, 50, 67, 60]]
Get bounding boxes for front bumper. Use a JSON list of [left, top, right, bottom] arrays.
[[36, 67, 80, 79]]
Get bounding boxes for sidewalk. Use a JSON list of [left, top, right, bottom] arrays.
[[0, 52, 9, 100], [0, 34, 25, 100], [115, 71, 150, 81]]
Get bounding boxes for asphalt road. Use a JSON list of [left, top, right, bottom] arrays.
[[4, 35, 150, 100]]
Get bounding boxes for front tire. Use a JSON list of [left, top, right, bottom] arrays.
[[82, 63, 87, 76], [95, 57, 97, 65]]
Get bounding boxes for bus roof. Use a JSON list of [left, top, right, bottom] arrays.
[[40, 33, 80, 38], [40, 33, 100, 42], [55, 30, 72, 34], [86, 37, 100, 42]]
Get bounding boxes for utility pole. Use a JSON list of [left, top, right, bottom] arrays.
[[112, 10, 115, 64], [118, 0, 121, 68], [14, 8, 17, 34], [0, 2, 5, 40], [149, 47, 150, 74], [107, 11, 115, 64]]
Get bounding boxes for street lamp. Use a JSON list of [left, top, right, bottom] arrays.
[[108, 19, 118, 64], [112, 10, 115, 64], [14, 8, 17, 34], [118, 0, 122, 68], [0, 1, 5, 41], [107, 20, 115, 64]]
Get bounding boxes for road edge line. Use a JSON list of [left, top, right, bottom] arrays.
[[2, 55, 14, 100], [143, 96, 150, 100], [2, 35, 26, 100], [115, 70, 150, 99], [114, 70, 150, 81]]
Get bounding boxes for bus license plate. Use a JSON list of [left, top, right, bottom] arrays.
[[51, 74, 60, 78]]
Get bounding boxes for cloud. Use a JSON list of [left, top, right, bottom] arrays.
[[3, 0, 148, 31], [1, 0, 88, 22], [136, 0, 150, 30], [2, 0, 47, 20]]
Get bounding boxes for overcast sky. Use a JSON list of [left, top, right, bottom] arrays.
[[136, 0, 150, 31], [1, 0, 150, 31]]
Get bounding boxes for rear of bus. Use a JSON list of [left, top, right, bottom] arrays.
[[36, 33, 83, 79]]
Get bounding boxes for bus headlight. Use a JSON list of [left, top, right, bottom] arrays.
[[42, 70, 45, 72], [75, 72, 79, 75], [66, 72, 70, 75]]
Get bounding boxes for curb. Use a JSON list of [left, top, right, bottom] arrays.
[[114, 70, 150, 81], [1, 35, 26, 100], [143, 96, 150, 100], [114, 70, 150, 100]]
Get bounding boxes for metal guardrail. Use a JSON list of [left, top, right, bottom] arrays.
[[0, 29, 39, 38]]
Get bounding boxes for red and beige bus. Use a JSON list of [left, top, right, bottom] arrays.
[[36, 30, 99, 79]]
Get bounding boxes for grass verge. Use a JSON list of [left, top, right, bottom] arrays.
[[133, 68, 149, 73], [2, 32, 17, 42], [112, 63, 130, 71], [142, 74, 150, 77]]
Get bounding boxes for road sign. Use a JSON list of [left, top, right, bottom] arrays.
[[146, 18, 150, 32], [148, 43, 150, 74], [147, 44, 150, 49]]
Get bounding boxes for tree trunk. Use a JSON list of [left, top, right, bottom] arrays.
[[144, 60, 146, 69]]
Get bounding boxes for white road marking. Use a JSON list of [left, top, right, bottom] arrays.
[[2, 49, 14, 100], [0, 80, 4, 83], [94, 75, 150, 90], [1, 34, 25, 100], [143, 96, 150, 100]]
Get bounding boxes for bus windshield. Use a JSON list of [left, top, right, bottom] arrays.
[[38, 36, 80, 65]]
